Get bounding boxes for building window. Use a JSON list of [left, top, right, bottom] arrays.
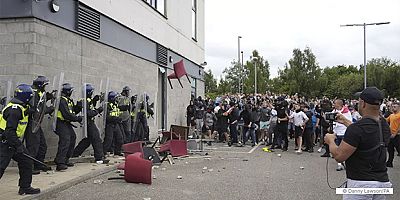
[[191, 77, 197, 99], [191, 0, 197, 40], [143, 0, 166, 16]]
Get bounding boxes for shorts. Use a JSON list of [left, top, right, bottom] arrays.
[[260, 121, 269, 130], [294, 126, 304, 138]]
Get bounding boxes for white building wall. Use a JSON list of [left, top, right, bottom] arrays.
[[79, 0, 205, 65]]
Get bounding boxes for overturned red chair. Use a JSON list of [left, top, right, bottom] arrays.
[[167, 59, 191, 89], [117, 141, 144, 170], [158, 125, 189, 163], [124, 152, 152, 184], [109, 152, 152, 185]]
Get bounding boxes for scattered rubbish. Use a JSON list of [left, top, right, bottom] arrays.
[[221, 158, 225, 160], [222, 167, 226, 170], [46, 171, 54, 175], [91, 168, 96, 170], [96, 161, 103, 164], [262, 147, 273, 152], [177, 176, 183, 179], [202, 170, 206, 174], [242, 159, 249, 162], [153, 175, 157, 179], [114, 161, 118, 163], [93, 179, 104, 184], [238, 169, 241, 171], [205, 158, 211, 160], [217, 170, 221, 172], [185, 162, 189, 164], [277, 154, 282, 157], [115, 170, 121, 173], [300, 166, 305, 170], [152, 166, 159, 170], [49, 181, 56, 185], [161, 168, 166, 171], [208, 169, 214, 172], [202, 167, 208, 170], [144, 198, 151, 200]]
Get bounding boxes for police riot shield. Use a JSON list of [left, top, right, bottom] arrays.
[[0, 80, 12, 110], [82, 83, 88, 138], [99, 78, 110, 137], [52, 72, 64, 132], [31, 85, 47, 134]]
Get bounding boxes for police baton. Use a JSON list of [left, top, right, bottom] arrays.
[[23, 152, 49, 168]]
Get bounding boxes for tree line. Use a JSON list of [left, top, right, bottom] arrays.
[[205, 47, 400, 99]]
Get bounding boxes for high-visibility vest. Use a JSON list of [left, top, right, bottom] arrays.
[[109, 102, 120, 117], [57, 96, 74, 121], [0, 102, 29, 138]]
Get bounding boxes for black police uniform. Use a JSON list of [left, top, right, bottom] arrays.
[[55, 95, 81, 167], [73, 98, 105, 161], [25, 89, 53, 171], [0, 99, 34, 190], [103, 101, 123, 155]]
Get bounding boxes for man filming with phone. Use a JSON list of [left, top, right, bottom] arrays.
[[325, 87, 392, 200]]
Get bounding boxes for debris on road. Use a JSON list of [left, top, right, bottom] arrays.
[[49, 181, 56, 185], [202, 167, 208, 170], [93, 179, 104, 184], [208, 169, 214, 172], [242, 159, 249, 162], [177, 176, 183, 179], [153, 175, 157, 179], [143, 198, 151, 200], [277, 154, 282, 157], [300, 166, 305, 170], [161, 168, 166, 171]]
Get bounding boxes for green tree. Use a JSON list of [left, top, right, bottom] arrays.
[[204, 69, 218, 94], [242, 50, 270, 94]]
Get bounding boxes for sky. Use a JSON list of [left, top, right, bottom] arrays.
[[204, 0, 400, 79]]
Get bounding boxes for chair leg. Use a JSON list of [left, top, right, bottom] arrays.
[[177, 78, 183, 88], [186, 75, 191, 84], [168, 78, 173, 89], [160, 153, 169, 163]]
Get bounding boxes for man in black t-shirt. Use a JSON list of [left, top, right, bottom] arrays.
[[325, 87, 392, 200]]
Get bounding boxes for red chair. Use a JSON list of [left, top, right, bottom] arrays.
[[124, 152, 152, 185], [167, 59, 191, 89], [117, 141, 144, 170]]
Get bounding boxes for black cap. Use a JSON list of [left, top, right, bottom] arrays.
[[354, 87, 384, 105]]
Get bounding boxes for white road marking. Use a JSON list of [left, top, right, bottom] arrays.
[[248, 143, 261, 154]]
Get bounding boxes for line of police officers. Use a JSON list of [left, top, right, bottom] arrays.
[[0, 76, 151, 195]]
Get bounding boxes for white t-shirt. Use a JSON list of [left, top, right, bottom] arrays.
[[333, 106, 352, 136], [290, 111, 309, 127]]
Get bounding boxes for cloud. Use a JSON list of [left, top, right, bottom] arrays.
[[205, 0, 400, 79]]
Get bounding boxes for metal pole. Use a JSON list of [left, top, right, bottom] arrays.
[[254, 61, 257, 95], [238, 36, 241, 94], [241, 51, 244, 94], [363, 23, 367, 89]]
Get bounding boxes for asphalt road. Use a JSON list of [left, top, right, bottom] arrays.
[[45, 142, 400, 200]]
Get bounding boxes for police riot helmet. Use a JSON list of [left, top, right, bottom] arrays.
[[14, 84, 33, 104], [32, 76, 49, 89], [108, 91, 118, 102], [85, 84, 94, 97], [61, 83, 74, 97], [122, 86, 130, 96]]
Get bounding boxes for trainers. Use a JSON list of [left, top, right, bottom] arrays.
[[56, 164, 68, 171], [317, 147, 322, 153], [386, 162, 393, 168], [66, 162, 75, 167], [320, 153, 330, 157], [295, 150, 302, 154], [336, 163, 344, 171], [96, 159, 110, 164], [18, 187, 40, 195]]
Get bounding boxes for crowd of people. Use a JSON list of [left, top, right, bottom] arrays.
[[186, 92, 400, 170]]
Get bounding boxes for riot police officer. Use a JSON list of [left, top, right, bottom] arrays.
[[54, 83, 82, 171], [103, 91, 123, 156], [73, 84, 108, 164], [25, 76, 54, 174], [118, 86, 132, 143], [0, 84, 41, 195]]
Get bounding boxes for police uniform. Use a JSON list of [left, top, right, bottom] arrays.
[[103, 100, 123, 155], [25, 89, 52, 171], [117, 95, 132, 143], [0, 100, 34, 192], [54, 95, 81, 168], [73, 97, 105, 162]]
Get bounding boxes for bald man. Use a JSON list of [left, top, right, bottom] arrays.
[[325, 87, 392, 200]]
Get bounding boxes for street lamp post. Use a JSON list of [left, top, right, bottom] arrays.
[[241, 51, 244, 94], [252, 56, 258, 96], [237, 36, 242, 94], [340, 22, 390, 89]]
